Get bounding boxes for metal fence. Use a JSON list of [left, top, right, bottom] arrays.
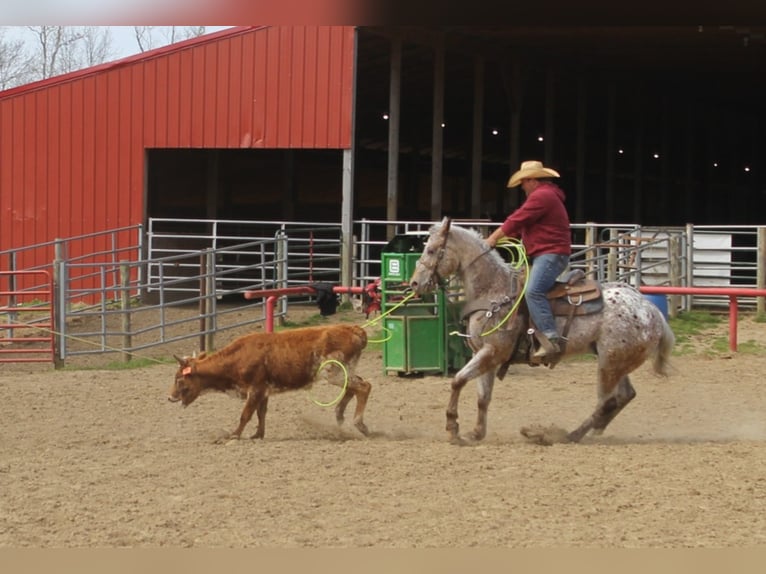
[[1, 218, 764, 365]]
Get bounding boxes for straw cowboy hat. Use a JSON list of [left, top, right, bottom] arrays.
[[507, 160, 560, 188]]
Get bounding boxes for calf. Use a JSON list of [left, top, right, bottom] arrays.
[[168, 323, 372, 440]]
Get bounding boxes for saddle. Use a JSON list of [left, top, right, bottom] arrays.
[[546, 269, 603, 316]]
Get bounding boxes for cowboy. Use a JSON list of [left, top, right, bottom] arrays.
[[486, 160, 572, 363]]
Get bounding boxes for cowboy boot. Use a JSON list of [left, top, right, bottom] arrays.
[[531, 334, 561, 363]]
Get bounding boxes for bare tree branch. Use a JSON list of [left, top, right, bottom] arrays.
[[0, 26, 34, 89]]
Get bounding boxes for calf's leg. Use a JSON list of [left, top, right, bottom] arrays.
[[249, 393, 269, 439], [227, 388, 265, 440], [346, 374, 371, 435]]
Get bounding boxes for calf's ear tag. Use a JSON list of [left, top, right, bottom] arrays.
[[182, 366, 192, 376]]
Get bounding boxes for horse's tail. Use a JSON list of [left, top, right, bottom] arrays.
[[652, 317, 676, 377]]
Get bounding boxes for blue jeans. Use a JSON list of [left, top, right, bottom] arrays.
[[526, 253, 570, 340]]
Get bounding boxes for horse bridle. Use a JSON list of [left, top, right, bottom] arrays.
[[418, 222, 494, 290], [417, 226, 451, 290]]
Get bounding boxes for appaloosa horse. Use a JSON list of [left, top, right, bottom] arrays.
[[408, 217, 675, 444]]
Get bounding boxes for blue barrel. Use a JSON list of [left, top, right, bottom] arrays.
[[644, 293, 668, 320]]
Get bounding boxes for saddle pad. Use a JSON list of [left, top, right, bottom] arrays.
[[550, 296, 603, 317]]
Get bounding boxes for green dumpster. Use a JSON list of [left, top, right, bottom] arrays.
[[381, 234, 472, 376]]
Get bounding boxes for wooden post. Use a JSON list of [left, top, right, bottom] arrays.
[[120, 262, 132, 363], [605, 82, 616, 221], [669, 236, 682, 318], [430, 36, 444, 220], [607, 228, 617, 282], [758, 227, 766, 315], [471, 55, 484, 219], [585, 222, 597, 278], [386, 36, 402, 239], [575, 78, 587, 222]]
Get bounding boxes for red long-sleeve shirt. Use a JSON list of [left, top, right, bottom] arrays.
[[500, 182, 571, 257]]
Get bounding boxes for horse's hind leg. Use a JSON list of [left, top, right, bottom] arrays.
[[567, 373, 636, 443], [592, 375, 636, 435]]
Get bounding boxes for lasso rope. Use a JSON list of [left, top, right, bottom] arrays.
[[448, 236, 530, 338], [310, 358, 348, 407], [360, 288, 416, 343]]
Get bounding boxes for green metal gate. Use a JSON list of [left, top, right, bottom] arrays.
[[380, 235, 471, 376]]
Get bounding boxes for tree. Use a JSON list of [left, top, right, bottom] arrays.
[[26, 26, 85, 79], [133, 26, 207, 53], [0, 26, 33, 90]]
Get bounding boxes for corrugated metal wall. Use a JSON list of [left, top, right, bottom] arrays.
[[0, 25, 355, 266]]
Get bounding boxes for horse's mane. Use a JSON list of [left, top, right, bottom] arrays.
[[432, 221, 511, 272]]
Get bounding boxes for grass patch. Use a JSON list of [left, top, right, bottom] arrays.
[[666, 310, 724, 356]]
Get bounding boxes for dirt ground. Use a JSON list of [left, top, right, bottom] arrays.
[[1, 304, 766, 548]]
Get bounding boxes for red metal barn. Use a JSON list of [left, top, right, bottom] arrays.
[[0, 26, 355, 272]]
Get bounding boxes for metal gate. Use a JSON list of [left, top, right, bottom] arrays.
[[0, 270, 56, 364]]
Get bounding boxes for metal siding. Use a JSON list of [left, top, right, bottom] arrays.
[[118, 68, 133, 228], [0, 26, 355, 257], [203, 44, 218, 147], [178, 51, 193, 146], [314, 27, 331, 148], [70, 81, 84, 239], [215, 40, 230, 146], [264, 28, 280, 147], [46, 88, 59, 237], [227, 35, 244, 147], [34, 91, 48, 242], [0, 102, 10, 250], [302, 27, 319, 147], [155, 58, 169, 148], [253, 30, 269, 146], [165, 52, 181, 148], [290, 28, 306, 146], [93, 76, 108, 251], [190, 48, 206, 147]]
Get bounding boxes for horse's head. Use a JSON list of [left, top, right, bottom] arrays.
[[409, 217, 455, 295]]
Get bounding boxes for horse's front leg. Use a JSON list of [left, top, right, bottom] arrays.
[[446, 346, 498, 443], [470, 370, 496, 441]]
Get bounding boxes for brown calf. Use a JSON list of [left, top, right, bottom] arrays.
[[168, 323, 372, 440]]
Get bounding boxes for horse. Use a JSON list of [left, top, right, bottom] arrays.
[[408, 217, 675, 444]]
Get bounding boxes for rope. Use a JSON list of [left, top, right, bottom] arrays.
[[310, 358, 348, 407], [360, 289, 416, 343], [447, 237, 530, 338]]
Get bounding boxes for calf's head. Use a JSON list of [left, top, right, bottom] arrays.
[[169, 354, 202, 406]]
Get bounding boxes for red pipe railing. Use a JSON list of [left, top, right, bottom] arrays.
[[244, 283, 380, 333], [640, 285, 766, 352]]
